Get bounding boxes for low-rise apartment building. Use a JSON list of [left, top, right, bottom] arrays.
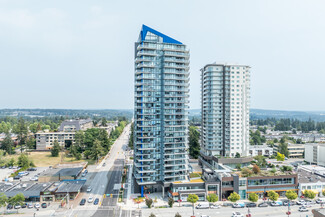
[[274, 143, 304, 158], [59, 118, 93, 132], [36, 131, 75, 150], [248, 145, 273, 157], [305, 143, 325, 166]]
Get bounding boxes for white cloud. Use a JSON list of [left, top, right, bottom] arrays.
[[0, 8, 35, 28]]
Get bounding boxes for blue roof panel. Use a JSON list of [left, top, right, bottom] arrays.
[[140, 25, 182, 45]]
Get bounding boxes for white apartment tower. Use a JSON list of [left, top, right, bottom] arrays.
[[200, 63, 250, 160]]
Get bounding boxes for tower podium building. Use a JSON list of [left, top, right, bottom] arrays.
[[133, 25, 190, 196], [200, 63, 250, 163]]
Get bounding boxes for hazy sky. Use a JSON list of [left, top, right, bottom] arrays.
[[1, 0, 325, 111]]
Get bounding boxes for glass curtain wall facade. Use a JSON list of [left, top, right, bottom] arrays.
[[201, 64, 250, 159], [134, 25, 190, 195]]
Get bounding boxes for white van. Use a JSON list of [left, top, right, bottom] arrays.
[[4, 182, 13, 186], [196, 202, 210, 209]]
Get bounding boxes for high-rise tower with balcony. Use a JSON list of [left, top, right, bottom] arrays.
[[133, 25, 190, 196], [200, 63, 250, 162]]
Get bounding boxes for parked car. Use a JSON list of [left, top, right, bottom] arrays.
[[94, 198, 99, 205], [21, 203, 27, 208], [296, 200, 306, 205], [41, 203, 47, 208], [27, 204, 33, 209], [303, 202, 313, 208], [271, 201, 283, 206], [210, 204, 221, 209], [14, 205, 21, 209], [30, 176, 38, 181], [283, 201, 295, 206], [87, 187, 92, 192], [246, 202, 257, 208], [200, 215, 210, 217], [196, 202, 209, 209], [233, 202, 245, 208], [299, 206, 308, 212], [80, 199, 86, 206], [316, 198, 325, 204], [27, 168, 37, 171], [34, 203, 40, 209], [232, 212, 244, 217], [103, 163, 106, 166], [258, 203, 268, 207], [13, 175, 21, 180], [88, 197, 93, 203], [7, 204, 13, 209]]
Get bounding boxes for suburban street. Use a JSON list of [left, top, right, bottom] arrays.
[[142, 203, 319, 217], [56, 123, 132, 217]]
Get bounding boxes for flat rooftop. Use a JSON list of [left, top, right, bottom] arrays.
[[298, 168, 325, 183], [56, 180, 86, 193], [2, 182, 51, 198], [40, 167, 83, 178]]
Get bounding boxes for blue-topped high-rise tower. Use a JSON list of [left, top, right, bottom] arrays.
[[133, 25, 190, 196]]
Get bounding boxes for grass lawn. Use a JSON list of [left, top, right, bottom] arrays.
[[5, 152, 86, 167]]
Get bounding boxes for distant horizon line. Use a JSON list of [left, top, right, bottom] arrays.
[[1, 108, 325, 113]]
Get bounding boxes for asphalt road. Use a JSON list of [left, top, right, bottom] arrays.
[[58, 124, 131, 217], [141, 203, 320, 217]]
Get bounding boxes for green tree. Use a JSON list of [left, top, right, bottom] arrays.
[[285, 190, 298, 201], [168, 197, 174, 208], [254, 155, 267, 167], [278, 142, 289, 157], [187, 194, 199, 217], [29, 122, 39, 134], [9, 193, 25, 213], [228, 192, 240, 203], [304, 190, 316, 199], [6, 158, 15, 167], [91, 139, 104, 162], [276, 152, 285, 161], [149, 213, 156, 217], [248, 193, 258, 203], [206, 193, 218, 203], [128, 123, 134, 149], [83, 150, 91, 159], [26, 137, 36, 150], [268, 190, 279, 202], [0, 122, 11, 134], [0, 150, 7, 167], [189, 126, 200, 159], [145, 198, 153, 208], [17, 154, 34, 168], [0, 192, 8, 213], [0, 132, 14, 154], [51, 140, 61, 157], [13, 117, 28, 153], [235, 152, 241, 158], [101, 117, 107, 127]]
